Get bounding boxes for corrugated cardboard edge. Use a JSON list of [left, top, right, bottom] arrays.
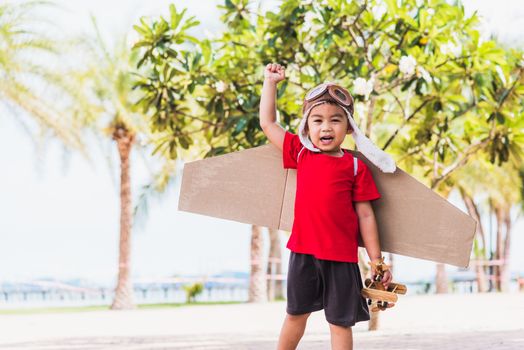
[[279, 168, 296, 232]]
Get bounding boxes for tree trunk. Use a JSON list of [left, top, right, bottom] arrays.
[[474, 261, 488, 293], [266, 228, 283, 301], [500, 208, 511, 292], [368, 309, 380, 331], [436, 263, 448, 294], [365, 95, 376, 138], [357, 248, 380, 331], [460, 189, 487, 248], [387, 253, 394, 274], [358, 248, 370, 276], [460, 189, 488, 292], [494, 206, 505, 291], [111, 127, 135, 310], [249, 225, 267, 303]]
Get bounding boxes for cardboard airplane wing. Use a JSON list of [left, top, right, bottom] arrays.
[[178, 144, 476, 268]]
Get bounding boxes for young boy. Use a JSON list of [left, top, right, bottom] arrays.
[[259, 63, 396, 350]]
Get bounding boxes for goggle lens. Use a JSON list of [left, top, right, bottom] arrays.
[[333, 88, 347, 102], [306, 84, 327, 100], [304, 83, 353, 110]]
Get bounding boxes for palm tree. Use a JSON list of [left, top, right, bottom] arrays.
[[249, 225, 267, 302], [62, 21, 156, 309], [267, 228, 284, 300], [1, 2, 159, 309], [459, 186, 489, 292], [453, 158, 523, 292]]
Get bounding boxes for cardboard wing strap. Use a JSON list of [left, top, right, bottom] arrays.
[[178, 144, 476, 268]]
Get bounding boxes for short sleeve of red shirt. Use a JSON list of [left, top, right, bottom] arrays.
[[353, 158, 381, 201], [282, 131, 302, 169]]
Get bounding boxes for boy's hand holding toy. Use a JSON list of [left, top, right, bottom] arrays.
[[370, 257, 393, 289]]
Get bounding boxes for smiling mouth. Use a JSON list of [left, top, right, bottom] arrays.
[[320, 136, 334, 144]]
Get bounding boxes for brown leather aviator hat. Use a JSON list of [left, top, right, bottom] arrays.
[[298, 82, 396, 173], [302, 83, 354, 116]]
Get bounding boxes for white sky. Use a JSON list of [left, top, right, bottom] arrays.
[[1, 0, 523, 286]]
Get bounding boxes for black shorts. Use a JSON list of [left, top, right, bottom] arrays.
[[286, 252, 370, 327]]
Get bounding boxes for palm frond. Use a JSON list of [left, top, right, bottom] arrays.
[[1, 80, 88, 158], [133, 157, 179, 230]]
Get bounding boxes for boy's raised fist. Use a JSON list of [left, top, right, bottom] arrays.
[[264, 63, 286, 84]]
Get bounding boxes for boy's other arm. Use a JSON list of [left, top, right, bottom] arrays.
[[355, 201, 392, 287], [259, 64, 286, 151], [355, 201, 382, 261]]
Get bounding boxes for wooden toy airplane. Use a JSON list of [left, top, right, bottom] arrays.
[[178, 143, 477, 268], [361, 257, 407, 312]]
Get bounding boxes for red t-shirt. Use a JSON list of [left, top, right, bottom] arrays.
[[283, 131, 381, 262]]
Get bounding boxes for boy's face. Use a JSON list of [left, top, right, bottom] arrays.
[[306, 103, 353, 153]]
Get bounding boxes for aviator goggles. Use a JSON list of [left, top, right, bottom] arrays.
[[304, 83, 354, 109]]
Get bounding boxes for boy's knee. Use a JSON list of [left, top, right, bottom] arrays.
[[286, 312, 311, 321], [328, 321, 353, 331]]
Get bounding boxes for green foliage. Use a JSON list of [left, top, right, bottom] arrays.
[[134, 0, 524, 195], [132, 4, 207, 159], [183, 282, 204, 303]]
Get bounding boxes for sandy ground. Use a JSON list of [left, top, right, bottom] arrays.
[[0, 293, 523, 349]]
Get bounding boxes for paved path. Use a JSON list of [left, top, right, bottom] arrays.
[[0, 293, 523, 349]]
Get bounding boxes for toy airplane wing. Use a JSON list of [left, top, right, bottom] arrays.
[[178, 144, 476, 268]]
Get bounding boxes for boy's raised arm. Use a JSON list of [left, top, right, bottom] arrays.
[[259, 63, 286, 151]]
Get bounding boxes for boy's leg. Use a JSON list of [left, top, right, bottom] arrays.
[[317, 260, 368, 350], [277, 312, 311, 350], [281, 252, 322, 349], [328, 323, 353, 350]]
